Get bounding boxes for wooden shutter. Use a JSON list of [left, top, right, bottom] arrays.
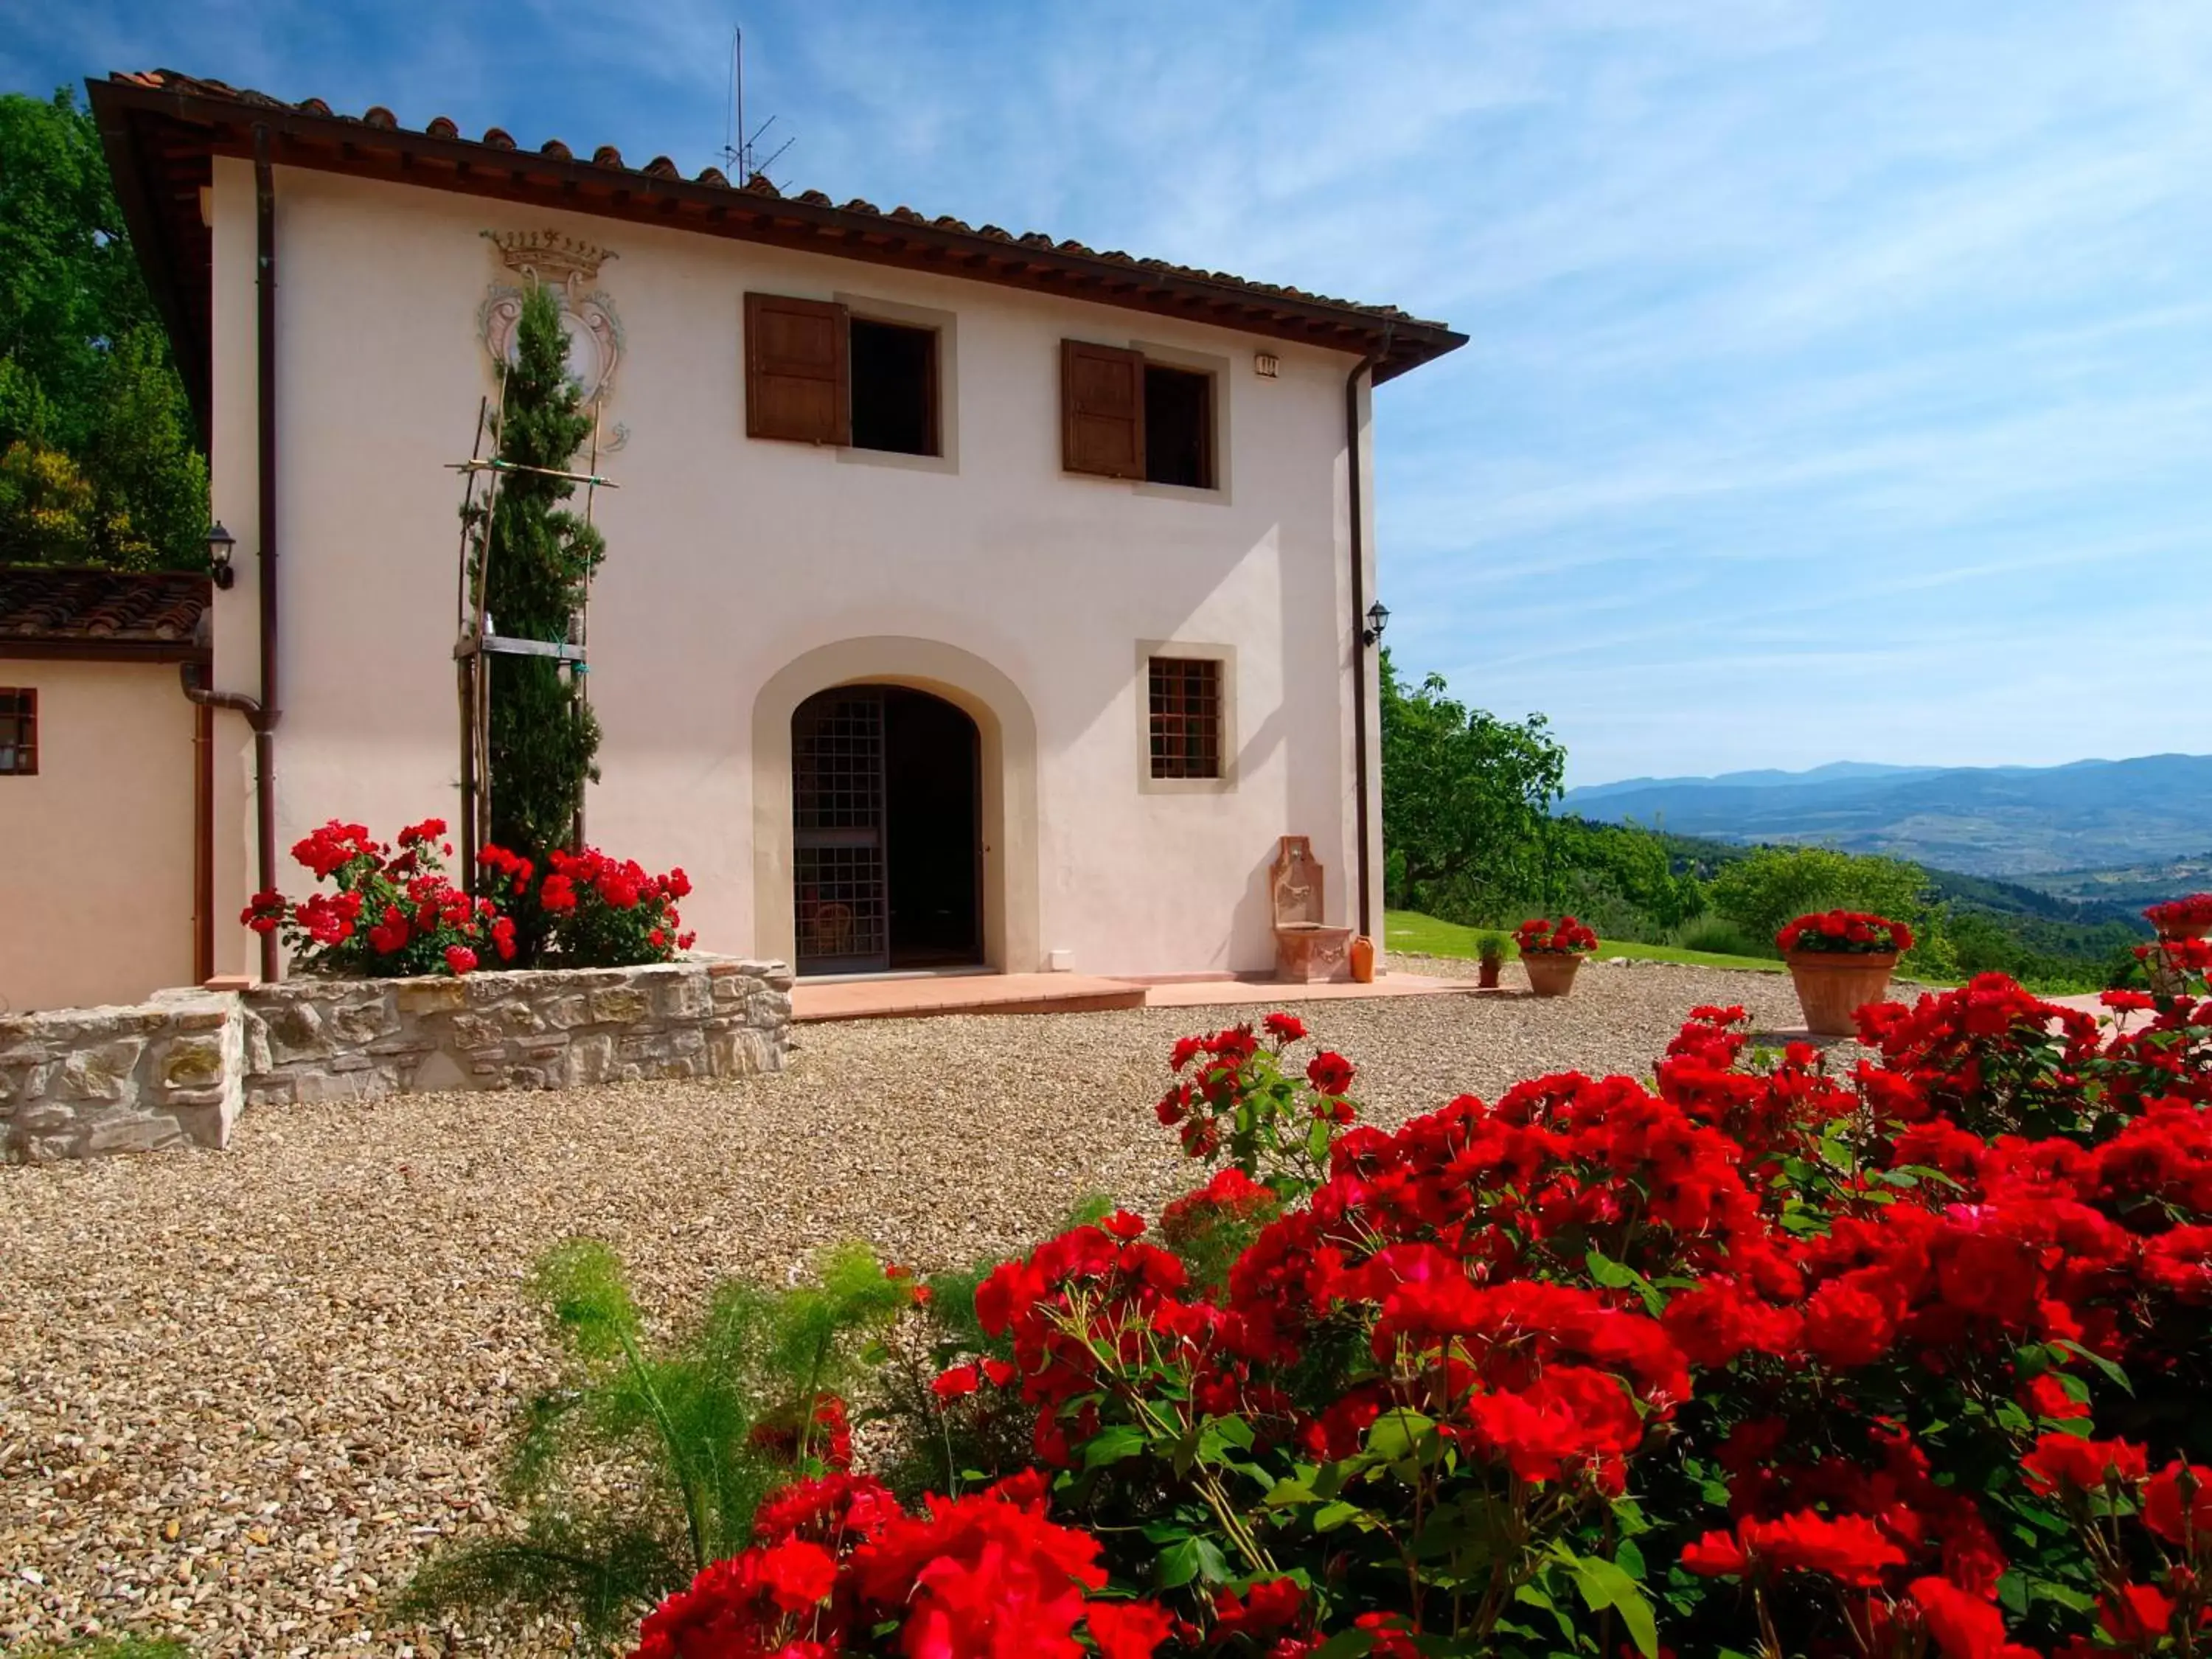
[[1061, 340, 1145, 478], [745, 293, 851, 445]]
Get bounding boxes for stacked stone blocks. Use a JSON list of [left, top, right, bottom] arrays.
[[1, 956, 790, 1162]]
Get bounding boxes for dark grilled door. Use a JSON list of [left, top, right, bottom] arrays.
[[793, 689, 889, 974]]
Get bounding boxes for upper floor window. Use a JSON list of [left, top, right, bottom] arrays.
[[745, 293, 941, 457], [1062, 342, 1218, 489], [0, 688, 36, 776]]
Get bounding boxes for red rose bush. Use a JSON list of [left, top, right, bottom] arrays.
[[244, 818, 692, 975], [543, 912, 2212, 1655], [243, 818, 515, 978]]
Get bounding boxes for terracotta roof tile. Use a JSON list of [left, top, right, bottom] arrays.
[[88, 67, 1464, 420], [0, 568, 212, 653], [105, 69, 1452, 327]]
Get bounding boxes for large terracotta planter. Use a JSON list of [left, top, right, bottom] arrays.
[[1784, 949, 1899, 1035], [1522, 953, 1583, 998]]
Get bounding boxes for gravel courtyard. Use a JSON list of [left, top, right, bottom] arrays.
[[1, 959, 1827, 1656]]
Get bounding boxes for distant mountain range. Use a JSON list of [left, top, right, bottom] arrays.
[[1562, 754, 2212, 877]]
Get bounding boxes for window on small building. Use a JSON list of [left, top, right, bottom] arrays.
[[1062, 341, 1219, 489], [1147, 657, 1222, 779], [849, 318, 939, 456], [1143, 364, 1213, 488], [0, 688, 36, 776]]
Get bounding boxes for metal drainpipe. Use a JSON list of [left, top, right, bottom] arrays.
[[1345, 324, 1392, 942], [253, 126, 282, 980], [179, 128, 282, 984]]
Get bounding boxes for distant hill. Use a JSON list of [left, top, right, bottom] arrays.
[[1569, 761, 1941, 802], [1561, 753, 2212, 877]]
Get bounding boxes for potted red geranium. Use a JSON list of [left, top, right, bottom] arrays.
[[1776, 908, 1913, 1034], [2146, 892, 2212, 942], [1514, 914, 1597, 998], [2140, 893, 2212, 994]]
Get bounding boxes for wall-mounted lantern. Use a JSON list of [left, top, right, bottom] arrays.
[[1362, 599, 1390, 647], [207, 521, 237, 590]]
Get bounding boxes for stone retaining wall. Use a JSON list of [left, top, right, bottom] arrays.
[[1, 956, 790, 1162], [0, 991, 245, 1161]]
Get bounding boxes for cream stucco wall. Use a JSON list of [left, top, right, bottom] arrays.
[[203, 163, 1385, 978], [0, 660, 198, 1011]]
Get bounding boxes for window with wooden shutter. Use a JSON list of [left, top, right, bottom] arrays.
[[1061, 340, 1146, 479], [0, 688, 35, 776], [745, 293, 851, 445]]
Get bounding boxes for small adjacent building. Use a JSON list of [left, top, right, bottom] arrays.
[[50, 69, 1463, 1001], [0, 568, 214, 1011]]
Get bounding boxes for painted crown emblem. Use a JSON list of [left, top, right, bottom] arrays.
[[481, 228, 617, 288]]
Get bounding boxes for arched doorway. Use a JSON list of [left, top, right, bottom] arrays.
[[792, 685, 981, 975]]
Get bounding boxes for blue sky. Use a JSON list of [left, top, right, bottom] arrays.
[[10, 1, 2208, 785]]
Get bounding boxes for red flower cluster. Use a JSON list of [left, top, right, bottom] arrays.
[[1154, 1020, 1357, 1174], [630, 1470, 1174, 1659], [1776, 908, 1915, 955], [539, 846, 696, 963], [241, 817, 698, 976], [2146, 893, 2212, 937], [242, 818, 510, 978], [625, 941, 2212, 1656], [1513, 914, 1599, 955]]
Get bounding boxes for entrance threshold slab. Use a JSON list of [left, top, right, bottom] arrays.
[[791, 970, 1484, 1023], [791, 973, 1147, 1021], [1140, 973, 1481, 1008]]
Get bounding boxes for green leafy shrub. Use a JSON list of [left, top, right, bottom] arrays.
[[1670, 911, 1765, 957], [1711, 843, 1956, 974], [403, 1239, 914, 1639]]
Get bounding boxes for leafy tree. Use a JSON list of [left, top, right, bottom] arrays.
[[1379, 650, 1565, 921], [1543, 815, 1708, 939], [0, 89, 206, 568], [1709, 843, 1955, 973], [467, 283, 605, 884], [0, 439, 97, 563]]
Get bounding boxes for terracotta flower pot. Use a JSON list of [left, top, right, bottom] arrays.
[[1784, 949, 1899, 1036], [1522, 952, 1583, 998], [1478, 958, 1503, 989], [1349, 935, 1377, 984]]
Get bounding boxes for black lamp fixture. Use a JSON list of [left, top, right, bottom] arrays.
[[206, 521, 237, 590], [1362, 599, 1390, 647]]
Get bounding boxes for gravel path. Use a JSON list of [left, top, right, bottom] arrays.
[[1, 960, 1822, 1656]]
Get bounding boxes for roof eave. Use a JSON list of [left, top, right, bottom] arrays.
[[88, 72, 1467, 396], [88, 77, 214, 445]]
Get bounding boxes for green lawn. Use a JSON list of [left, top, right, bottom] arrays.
[[1385, 910, 1789, 975]]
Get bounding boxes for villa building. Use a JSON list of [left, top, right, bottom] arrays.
[[1, 69, 1462, 1010]]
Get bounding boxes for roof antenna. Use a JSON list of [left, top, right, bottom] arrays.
[[720, 25, 796, 186]]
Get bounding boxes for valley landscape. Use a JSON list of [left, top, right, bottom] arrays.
[[1564, 753, 2212, 878]]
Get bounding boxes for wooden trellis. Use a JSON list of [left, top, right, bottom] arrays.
[[447, 376, 617, 886]]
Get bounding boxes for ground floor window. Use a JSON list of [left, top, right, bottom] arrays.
[[1147, 657, 1222, 779], [0, 688, 35, 775]]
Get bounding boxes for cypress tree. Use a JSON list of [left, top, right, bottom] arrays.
[[467, 283, 605, 899]]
